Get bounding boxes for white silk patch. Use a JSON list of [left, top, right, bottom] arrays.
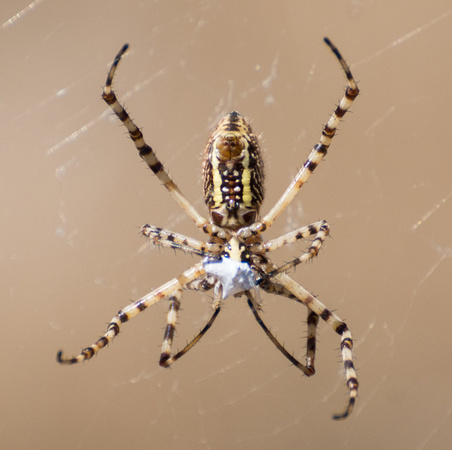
[[203, 256, 256, 299]]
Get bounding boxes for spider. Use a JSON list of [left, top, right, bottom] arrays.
[[57, 38, 359, 420]]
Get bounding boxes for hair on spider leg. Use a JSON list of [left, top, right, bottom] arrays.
[[58, 38, 360, 420]]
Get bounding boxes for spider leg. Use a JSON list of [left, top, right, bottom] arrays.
[[238, 37, 359, 238], [159, 305, 221, 368], [255, 220, 329, 291], [306, 309, 319, 371], [159, 276, 219, 367], [102, 45, 218, 236], [267, 220, 330, 277], [245, 290, 315, 377], [260, 220, 328, 253], [256, 281, 318, 373], [159, 289, 182, 366], [57, 263, 206, 365], [141, 224, 221, 257], [273, 272, 358, 420]]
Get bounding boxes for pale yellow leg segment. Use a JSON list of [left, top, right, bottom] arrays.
[[57, 263, 206, 365], [101, 44, 216, 235], [275, 272, 358, 420], [237, 38, 359, 238], [160, 290, 182, 366]]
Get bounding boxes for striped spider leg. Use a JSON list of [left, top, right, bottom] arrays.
[[155, 221, 330, 377], [150, 221, 329, 371], [57, 37, 359, 420], [258, 219, 330, 276], [141, 224, 214, 257], [101, 44, 228, 241], [270, 273, 358, 420], [237, 37, 359, 239], [250, 37, 358, 419], [57, 262, 206, 364], [140, 225, 223, 367]]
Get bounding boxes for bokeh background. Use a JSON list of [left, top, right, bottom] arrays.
[[2, 1, 451, 449]]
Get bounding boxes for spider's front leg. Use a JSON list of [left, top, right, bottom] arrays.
[[306, 310, 320, 370], [274, 272, 358, 420], [258, 279, 320, 374], [159, 306, 221, 368], [246, 290, 315, 377], [57, 263, 206, 365], [159, 289, 182, 366], [159, 277, 220, 368]]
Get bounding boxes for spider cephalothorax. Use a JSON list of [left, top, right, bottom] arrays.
[[58, 38, 359, 420]]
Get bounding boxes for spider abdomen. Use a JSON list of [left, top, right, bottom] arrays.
[[203, 111, 264, 230]]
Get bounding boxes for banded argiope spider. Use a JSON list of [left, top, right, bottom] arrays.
[[57, 38, 359, 420]]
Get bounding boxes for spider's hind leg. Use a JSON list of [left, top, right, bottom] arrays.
[[102, 44, 211, 234]]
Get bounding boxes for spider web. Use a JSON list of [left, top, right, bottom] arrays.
[[2, 1, 452, 449]]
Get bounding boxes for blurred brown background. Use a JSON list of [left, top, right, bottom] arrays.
[[2, 1, 451, 449]]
